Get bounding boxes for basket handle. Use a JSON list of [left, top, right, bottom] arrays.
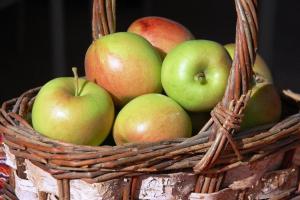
[[92, 0, 116, 40], [194, 0, 259, 172], [224, 0, 258, 101]]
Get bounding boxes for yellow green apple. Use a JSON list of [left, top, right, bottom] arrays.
[[113, 94, 192, 145], [241, 82, 281, 130], [161, 40, 232, 112], [85, 32, 162, 106], [128, 16, 194, 56], [224, 43, 273, 83], [32, 69, 115, 146]]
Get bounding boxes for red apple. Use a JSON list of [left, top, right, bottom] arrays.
[[85, 32, 163, 106], [128, 16, 194, 56], [113, 94, 192, 145]]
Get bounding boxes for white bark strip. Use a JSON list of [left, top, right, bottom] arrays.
[[137, 173, 196, 200], [3, 145, 298, 200], [3, 144, 17, 169], [69, 178, 123, 200], [189, 167, 298, 200], [224, 152, 284, 190], [14, 171, 38, 200], [25, 160, 123, 200], [25, 160, 58, 195]]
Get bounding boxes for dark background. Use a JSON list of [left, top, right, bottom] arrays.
[[0, 0, 299, 103]]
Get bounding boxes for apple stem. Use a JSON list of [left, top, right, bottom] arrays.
[[72, 67, 79, 96], [194, 72, 206, 84], [255, 74, 266, 84]]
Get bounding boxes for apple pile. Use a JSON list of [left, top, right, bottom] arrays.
[[31, 16, 281, 146]]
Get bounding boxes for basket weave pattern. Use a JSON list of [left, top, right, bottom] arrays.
[[0, 0, 300, 199]]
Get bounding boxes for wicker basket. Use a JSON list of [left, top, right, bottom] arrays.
[[1, 0, 300, 199]]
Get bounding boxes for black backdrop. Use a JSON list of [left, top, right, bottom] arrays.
[[0, 0, 299, 103]]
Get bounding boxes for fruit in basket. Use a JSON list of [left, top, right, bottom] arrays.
[[224, 43, 273, 83], [128, 16, 194, 56], [113, 94, 192, 145], [32, 68, 115, 146], [161, 40, 231, 112], [241, 82, 281, 130], [85, 32, 162, 106]]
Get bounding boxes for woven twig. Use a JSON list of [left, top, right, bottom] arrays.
[[92, 0, 116, 40], [193, 0, 259, 174], [1, 90, 300, 184], [190, 0, 259, 193], [284, 90, 300, 102]]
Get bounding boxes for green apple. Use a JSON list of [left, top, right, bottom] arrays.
[[128, 16, 194, 56], [32, 69, 115, 146], [224, 43, 273, 83], [161, 40, 232, 112], [113, 94, 192, 145], [241, 82, 281, 130], [85, 32, 162, 106]]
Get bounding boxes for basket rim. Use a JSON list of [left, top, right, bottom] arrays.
[[1, 87, 300, 183], [1, 86, 299, 150]]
